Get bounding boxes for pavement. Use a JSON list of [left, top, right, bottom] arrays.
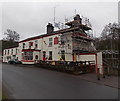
[[78, 73, 119, 89]]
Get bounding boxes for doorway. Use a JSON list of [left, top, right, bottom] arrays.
[[43, 51, 46, 61]]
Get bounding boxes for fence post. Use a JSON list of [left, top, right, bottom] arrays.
[[102, 65, 105, 78], [107, 67, 110, 76], [97, 68, 100, 80]]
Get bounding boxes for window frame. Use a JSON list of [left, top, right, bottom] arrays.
[[49, 51, 52, 60], [11, 49, 13, 55], [49, 38, 53, 46], [8, 50, 9, 55], [23, 51, 33, 60], [61, 50, 65, 60], [4, 50, 6, 55], [35, 40, 38, 49], [16, 48, 17, 54], [29, 42, 33, 49], [23, 43, 25, 49]]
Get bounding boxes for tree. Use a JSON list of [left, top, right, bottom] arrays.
[[1, 40, 18, 55], [95, 22, 119, 51], [4, 29, 20, 42]]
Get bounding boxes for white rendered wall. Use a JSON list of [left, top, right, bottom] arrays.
[[33, 51, 41, 60], [3, 47, 19, 62], [40, 34, 60, 61], [77, 52, 103, 74], [78, 54, 96, 62]]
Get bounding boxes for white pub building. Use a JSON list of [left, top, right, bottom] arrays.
[[3, 14, 103, 73]]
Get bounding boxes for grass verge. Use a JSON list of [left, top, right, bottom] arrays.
[[2, 93, 7, 100]]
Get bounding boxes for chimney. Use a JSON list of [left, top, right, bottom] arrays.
[[74, 14, 82, 24], [47, 23, 54, 34]]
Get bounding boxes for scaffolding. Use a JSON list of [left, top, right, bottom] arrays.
[[57, 14, 96, 58], [100, 50, 119, 75]]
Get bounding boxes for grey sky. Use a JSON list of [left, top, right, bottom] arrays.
[[2, 2, 118, 41]]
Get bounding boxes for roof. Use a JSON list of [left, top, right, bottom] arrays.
[[19, 32, 59, 43], [19, 27, 81, 43], [56, 27, 80, 33], [19, 25, 91, 43], [4, 47, 18, 50]]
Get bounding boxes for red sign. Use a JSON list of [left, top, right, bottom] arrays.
[[54, 37, 59, 45]]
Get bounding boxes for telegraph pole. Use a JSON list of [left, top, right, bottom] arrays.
[[54, 7, 56, 27], [75, 9, 76, 15]]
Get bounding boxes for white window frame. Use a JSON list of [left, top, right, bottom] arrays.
[[49, 38, 53, 46]]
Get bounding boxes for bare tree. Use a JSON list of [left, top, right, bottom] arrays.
[[4, 29, 20, 42], [95, 22, 119, 50], [101, 23, 119, 39]]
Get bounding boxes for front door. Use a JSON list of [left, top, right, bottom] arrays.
[[43, 51, 46, 61], [72, 53, 77, 62]]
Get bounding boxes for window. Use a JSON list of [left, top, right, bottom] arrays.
[[16, 48, 17, 54], [4, 50, 6, 55], [8, 50, 9, 55], [23, 43, 25, 49], [43, 51, 46, 57], [23, 52, 27, 60], [60, 36, 65, 45], [23, 51, 33, 60], [54, 37, 59, 45], [29, 42, 33, 49], [49, 51, 52, 60], [35, 44, 38, 49], [49, 38, 52, 46], [35, 55, 38, 60], [61, 50, 65, 60], [35, 40, 38, 49], [28, 51, 33, 60], [11, 49, 13, 55]]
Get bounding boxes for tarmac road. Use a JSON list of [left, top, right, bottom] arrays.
[[2, 63, 118, 99]]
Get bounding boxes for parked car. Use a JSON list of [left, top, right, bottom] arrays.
[[8, 59, 22, 64]]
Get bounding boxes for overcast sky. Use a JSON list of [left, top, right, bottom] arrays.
[[1, 1, 118, 41]]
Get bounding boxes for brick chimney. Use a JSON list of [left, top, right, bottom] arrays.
[[47, 23, 54, 34], [74, 14, 82, 24]]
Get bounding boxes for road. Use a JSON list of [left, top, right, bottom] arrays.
[[2, 63, 118, 99]]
